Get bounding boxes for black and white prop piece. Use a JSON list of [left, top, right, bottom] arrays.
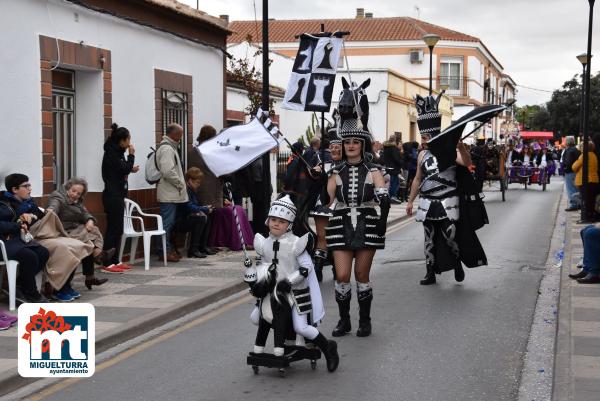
[[197, 109, 283, 177], [282, 34, 344, 112], [427, 103, 506, 171]]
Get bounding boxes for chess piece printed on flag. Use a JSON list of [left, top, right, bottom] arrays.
[[282, 34, 344, 112]]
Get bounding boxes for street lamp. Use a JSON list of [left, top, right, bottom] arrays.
[[580, 0, 595, 223], [576, 52, 590, 140], [423, 33, 440, 95]]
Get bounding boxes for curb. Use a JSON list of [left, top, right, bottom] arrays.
[[0, 279, 248, 397]]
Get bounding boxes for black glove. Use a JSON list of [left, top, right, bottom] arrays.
[[377, 193, 390, 236], [276, 280, 291, 294]]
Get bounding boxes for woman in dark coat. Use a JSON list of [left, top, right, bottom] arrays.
[[101, 123, 139, 271], [0, 174, 49, 303]]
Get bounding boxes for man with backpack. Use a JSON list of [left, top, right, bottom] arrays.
[[156, 123, 188, 262]]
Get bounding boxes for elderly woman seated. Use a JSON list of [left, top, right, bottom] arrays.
[[1, 173, 95, 302], [47, 177, 112, 290], [0, 174, 49, 303]]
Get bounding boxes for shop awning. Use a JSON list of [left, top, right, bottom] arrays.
[[520, 131, 554, 139]]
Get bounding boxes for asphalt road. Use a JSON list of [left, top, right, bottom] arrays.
[[31, 180, 562, 401]]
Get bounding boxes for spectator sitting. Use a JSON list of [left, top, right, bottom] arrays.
[[207, 183, 254, 251], [569, 222, 600, 283], [0, 175, 49, 303], [46, 177, 111, 290], [1, 174, 93, 302], [188, 124, 222, 253], [174, 168, 215, 258], [156, 123, 188, 263]]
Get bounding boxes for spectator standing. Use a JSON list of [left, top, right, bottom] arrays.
[[156, 123, 188, 262], [0, 174, 49, 303], [382, 139, 403, 202], [46, 178, 111, 289], [302, 137, 321, 166], [572, 141, 599, 222], [188, 125, 223, 253], [101, 123, 139, 272]]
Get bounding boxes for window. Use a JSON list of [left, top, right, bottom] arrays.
[[439, 57, 463, 96], [161, 90, 189, 168], [52, 69, 75, 189]]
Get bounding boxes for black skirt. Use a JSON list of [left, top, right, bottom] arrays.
[[325, 207, 385, 251]]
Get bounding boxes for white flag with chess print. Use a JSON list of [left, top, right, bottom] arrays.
[[282, 33, 344, 112], [197, 118, 282, 177]]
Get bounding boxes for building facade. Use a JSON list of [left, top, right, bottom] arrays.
[[229, 9, 517, 141], [0, 0, 229, 226]]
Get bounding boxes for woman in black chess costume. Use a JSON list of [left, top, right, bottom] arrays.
[[324, 118, 390, 338]]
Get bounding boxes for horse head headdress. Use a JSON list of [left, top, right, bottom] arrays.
[[338, 77, 370, 131]]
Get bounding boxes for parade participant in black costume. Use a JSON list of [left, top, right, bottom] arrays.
[[325, 118, 389, 337], [312, 124, 343, 281], [244, 195, 339, 372], [406, 94, 472, 285]]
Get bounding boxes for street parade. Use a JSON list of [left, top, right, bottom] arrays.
[[2, 1, 600, 400]]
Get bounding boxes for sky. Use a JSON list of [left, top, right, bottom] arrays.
[[182, 0, 600, 106]]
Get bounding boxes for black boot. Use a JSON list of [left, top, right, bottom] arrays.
[[331, 290, 351, 337], [454, 265, 465, 282], [356, 288, 372, 337], [313, 333, 339, 372], [420, 265, 436, 285]]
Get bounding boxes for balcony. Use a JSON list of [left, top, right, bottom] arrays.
[[436, 76, 467, 97]]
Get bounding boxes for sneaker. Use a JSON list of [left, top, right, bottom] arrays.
[[0, 320, 10, 331], [115, 263, 133, 270], [101, 264, 126, 274], [66, 287, 81, 299], [53, 290, 74, 302], [0, 312, 18, 326], [18, 288, 49, 304]]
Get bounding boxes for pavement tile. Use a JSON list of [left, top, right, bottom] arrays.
[[573, 336, 600, 357], [115, 284, 208, 297], [174, 268, 241, 278], [95, 321, 120, 335], [571, 297, 600, 309], [93, 306, 160, 323], [572, 355, 600, 378], [0, 337, 16, 359], [573, 308, 600, 322], [90, 273, 164, 285], [0, 359, 17, 372], [573, 377, 600, 401], [572, 321, 600, 337], [145, 276, 233, 287], [573, 287, 600, 297], [117, 266, 190, 276], [90, 294, 187, 309]]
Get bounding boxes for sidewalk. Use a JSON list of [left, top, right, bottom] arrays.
[[0, 204, 409, 395], [554, 203, 600, 401]]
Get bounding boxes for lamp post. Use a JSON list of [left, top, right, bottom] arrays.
[[423, 33, 441, 95], [576, 53, 589, 140], [580, 0, 595, 223]]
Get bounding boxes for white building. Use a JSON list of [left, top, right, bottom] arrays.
[[229, 9, 518, 141], [0, 0, 229, 223]]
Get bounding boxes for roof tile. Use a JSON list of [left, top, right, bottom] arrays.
[[228, 17, 479, 43]]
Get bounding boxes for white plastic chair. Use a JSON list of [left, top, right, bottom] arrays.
[[0, 239, 18, 311], [119, 199, 167, 271]]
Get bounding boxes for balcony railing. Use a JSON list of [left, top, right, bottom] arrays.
[[436, 76, 467, 97]]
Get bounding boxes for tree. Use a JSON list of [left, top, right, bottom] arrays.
[[517, 71, 600, 138]]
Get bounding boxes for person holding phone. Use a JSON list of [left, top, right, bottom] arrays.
[[174, 168, 214, 258]]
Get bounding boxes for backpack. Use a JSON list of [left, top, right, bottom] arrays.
[[145, 143, 177, 185]]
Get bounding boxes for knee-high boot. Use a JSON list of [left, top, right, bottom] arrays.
[[312, 333, 339, 372], [420, 265, 436, 285], [356, 286, 373, 337], [331, 285, 352, 337]]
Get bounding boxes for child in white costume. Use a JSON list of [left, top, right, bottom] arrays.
[[244, 195, 339, 372]]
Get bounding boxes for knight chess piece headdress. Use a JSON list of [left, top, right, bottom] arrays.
[[267, 194, 297, 224], [415, 93, 443, 139]]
